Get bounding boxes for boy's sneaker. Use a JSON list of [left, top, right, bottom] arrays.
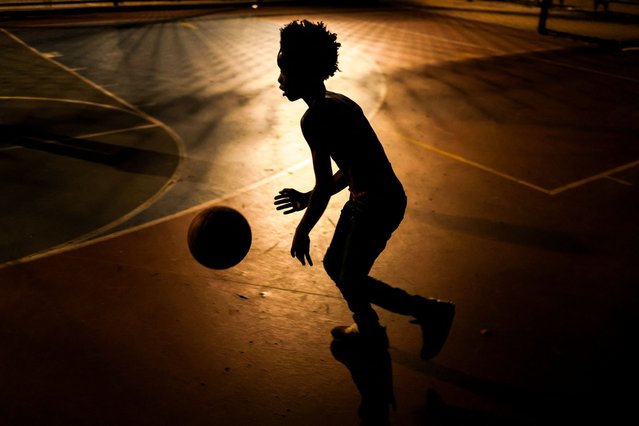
[[331, 323, 389, 349], [411, 299, 455, 360]]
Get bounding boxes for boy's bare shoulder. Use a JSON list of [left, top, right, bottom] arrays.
[[325, 91, 361, 111], [304, 92, 360, 124]]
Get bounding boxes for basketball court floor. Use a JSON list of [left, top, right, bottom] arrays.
[[1, 3, 638, 424]]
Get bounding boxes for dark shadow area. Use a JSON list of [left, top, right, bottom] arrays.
[[390, 348, 550, 420], [330, 337, 396, 426], [425, 212, 593, 254], [390, 346, 639, 425], [418, 388, 532, 426], [1, 124, 179, 177]]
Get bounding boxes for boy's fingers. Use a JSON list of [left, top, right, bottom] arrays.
[[276, 204, 296, 213]]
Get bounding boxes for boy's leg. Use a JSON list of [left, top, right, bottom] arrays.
[[325, 199, 455, 359], [366, 278, 455, 359], [323, 200, 388, 340]]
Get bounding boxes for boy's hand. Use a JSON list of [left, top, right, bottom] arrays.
[[291, 231, 313, 266], [274, 188, 310, 214]]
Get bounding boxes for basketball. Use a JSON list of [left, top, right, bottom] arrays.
[[187, 206, 252, 269]]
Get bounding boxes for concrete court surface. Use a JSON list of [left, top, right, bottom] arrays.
[[1, 2, 639, 425]]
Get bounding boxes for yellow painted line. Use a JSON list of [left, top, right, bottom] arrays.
[[401, 135, 554, 194], [404, 133, 639, 195], [549, 160, 639, 195]]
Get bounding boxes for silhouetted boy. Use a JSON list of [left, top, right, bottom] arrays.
[[274, 20, 454, 360]]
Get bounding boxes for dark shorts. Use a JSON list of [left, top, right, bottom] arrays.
[[323, 189, 407, 285]]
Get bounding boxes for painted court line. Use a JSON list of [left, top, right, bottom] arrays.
[[0, 158, 311, 270], [380, 34, 639, 192], [549, 160, 639, 194], [0, 26, 317, 271], [402, 135, 554, 194], [5, 123, 161, 154], [77, 123, 160, 139], [0, 29, 188, 268], [604, 175, 633, 186], [0, 98, 159, 150], [0, 95, 143, 114], [0, 123, 160, 152], [402, 134, 639, 195], [1, 19, 635, 269]]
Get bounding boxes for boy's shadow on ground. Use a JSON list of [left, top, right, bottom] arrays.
[[331, 337, 518, 426], [330, 337, 396, 426], [337, 344, 638, 425], [331, 337, 543, 426], [331, 338, 606, 425]]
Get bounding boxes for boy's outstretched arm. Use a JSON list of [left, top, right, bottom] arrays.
[[289, 147, 337, 267]]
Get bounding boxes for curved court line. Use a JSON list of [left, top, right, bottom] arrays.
[[77, 123, 161, 139], [0, 103, 161, 145], [0, 98, 182, 260], [0, 95, 147, 115], [1, 28, 187, 173], [1, 28, 188, 265], [0, 121, 161, 152], [0, 158, 312, 270]]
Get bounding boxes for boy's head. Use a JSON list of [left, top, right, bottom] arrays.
[[278, 20, 340, 100]]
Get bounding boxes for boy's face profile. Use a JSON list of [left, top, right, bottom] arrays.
[[278, 69, 302, 102], [277, 50, 315, 102]]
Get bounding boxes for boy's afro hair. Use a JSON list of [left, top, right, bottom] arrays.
[[279, 20, 341, 81]]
